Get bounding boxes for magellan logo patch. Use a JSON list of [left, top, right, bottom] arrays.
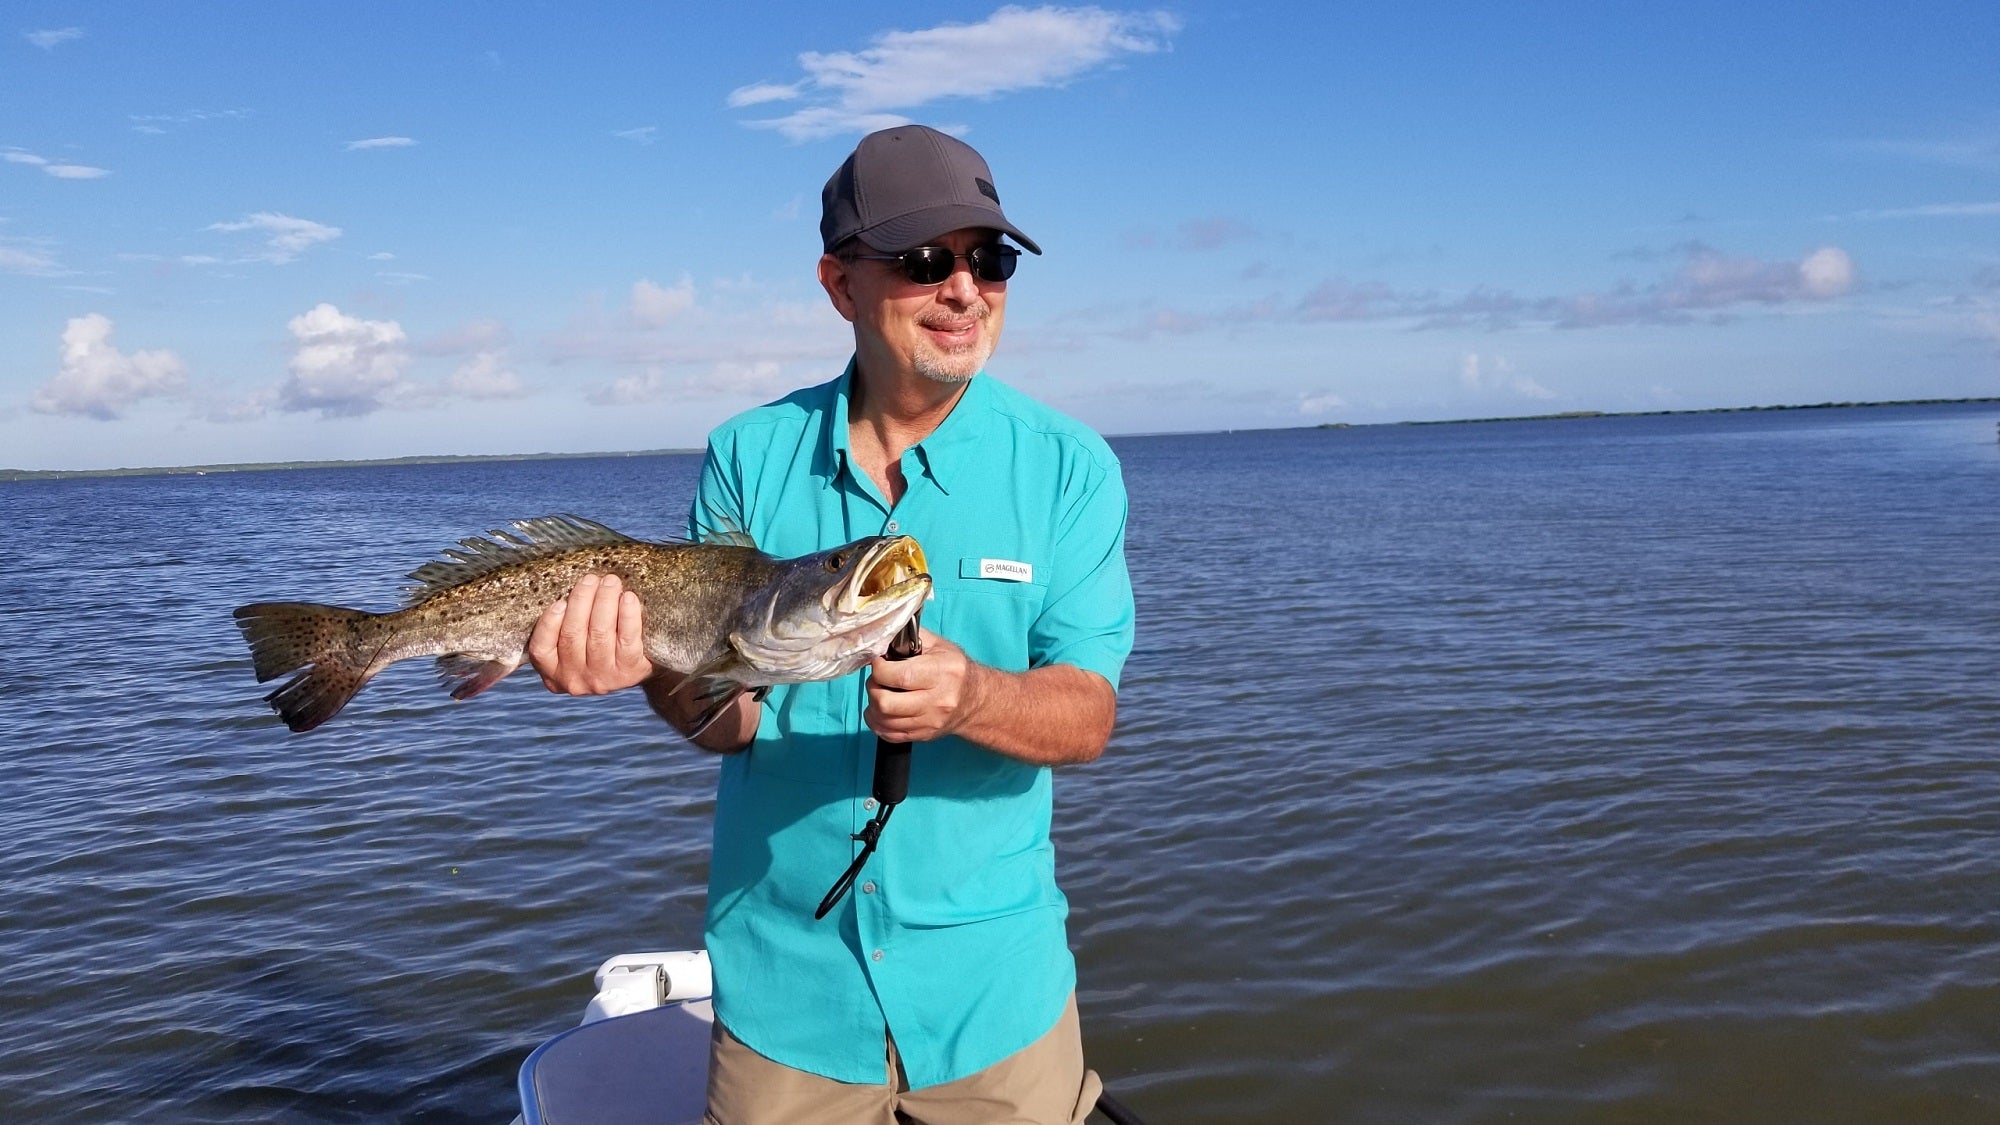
[[975, 177, 999, 203], [978, 558, 1032, 582]]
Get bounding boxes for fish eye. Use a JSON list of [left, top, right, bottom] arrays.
[[823, 551, 848, 573]]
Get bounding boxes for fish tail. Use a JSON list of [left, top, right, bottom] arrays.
[[232, 602, 383, 732]]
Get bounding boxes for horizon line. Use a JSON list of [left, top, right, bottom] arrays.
[[5, 396, 1996, 481]]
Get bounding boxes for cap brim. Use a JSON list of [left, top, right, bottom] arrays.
[[858, 203, 1042, 256]]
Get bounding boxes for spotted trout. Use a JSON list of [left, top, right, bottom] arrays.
[[232, 515, 930, 733]]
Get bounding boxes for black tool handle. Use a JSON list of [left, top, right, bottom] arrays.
[[814, 613, 922, 920], [870, 618, 922, 804]]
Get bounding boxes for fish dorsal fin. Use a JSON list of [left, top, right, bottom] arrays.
[[692, 513, 758, 550], [402, 515, 638, 603]]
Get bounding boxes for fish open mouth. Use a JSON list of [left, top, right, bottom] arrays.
[[861, 537, 927, 598], [842, 535, 931, 612]]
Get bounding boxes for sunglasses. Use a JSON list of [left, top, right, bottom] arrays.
[[846, 244, 1019, 286]]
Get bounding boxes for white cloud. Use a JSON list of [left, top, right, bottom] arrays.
[[614, 126, 659, 144], [1458, 352, 1555, 400], [587, 360, 789, 406], [31, 314, 188, 419], [4, 148, 110, 179], [207, 212, 342, 263], [26, 27, 84, 50], [204, 388, 277, 424], [1656, 244, 1855, 310], [1835, 200, 2000, 221], [1297, 391, 1346, 416], [1797, 247, 1855, 299], [0, 244, 56, 274], [682, 360, 788, 398], [737, 5, 1180, 141], [419, 317, 510, 356], [726, 82, 804, 108], [281, 303, 411, 415], [346, 136, 416, 151], [631, 276, 696, 327], [447, 351, 528, 399], [1294, 244, 1862, 333], [589, 369, 669, 406], [129, 108, 251, 134], [751, 108, 925, 143], [547, 276, 854, 375], [1459, 351, 1494, 388], [1848, 135, 2000, 175]]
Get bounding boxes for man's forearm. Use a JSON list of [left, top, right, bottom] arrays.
[[952, 662, 1117, 766]]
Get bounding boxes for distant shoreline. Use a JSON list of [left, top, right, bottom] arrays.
[[1362, 396, 2000, 429], [5, 397, 1995, 481], [0, 447, 704, 483]]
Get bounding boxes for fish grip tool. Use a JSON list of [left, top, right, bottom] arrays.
[[815, 613, 921, 920]]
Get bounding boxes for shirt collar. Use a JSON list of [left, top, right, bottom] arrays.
[[827, 358, 857, 482], [826, 359, 993, 497], [905, 372, 991, 496]]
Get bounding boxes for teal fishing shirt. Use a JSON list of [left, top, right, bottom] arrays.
[[687, 362, 1134, 1088]]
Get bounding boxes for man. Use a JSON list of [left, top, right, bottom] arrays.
[[527, 124, 1135, 1124]]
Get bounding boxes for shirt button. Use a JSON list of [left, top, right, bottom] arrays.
[[871, 949, 884, 962], [886, 519, 899, 532], [862, 881, 876, 894], [863, 797, 878, 811]]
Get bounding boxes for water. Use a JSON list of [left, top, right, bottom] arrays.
[[3, 403, 1997, 1122]]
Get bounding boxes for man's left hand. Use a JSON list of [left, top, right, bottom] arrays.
[[864, 627, 984, 743], [526, 574, 654, 696]]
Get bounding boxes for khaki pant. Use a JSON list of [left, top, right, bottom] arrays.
[[704, 994, 1102, 1125]]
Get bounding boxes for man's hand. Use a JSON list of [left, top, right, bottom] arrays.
[[864, 627, 983, 743], [864, 627, 1117, 765], [526, 573, 654, 695]]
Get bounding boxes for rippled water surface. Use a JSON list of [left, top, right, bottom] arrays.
[[4, 403, 1998, 1123]]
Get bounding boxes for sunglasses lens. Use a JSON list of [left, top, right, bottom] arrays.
[[971, 245, 1018, 283], [902, 247, 956, 285]]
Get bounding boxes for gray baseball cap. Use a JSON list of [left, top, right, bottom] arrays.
[[820, 125, 1041, 256]]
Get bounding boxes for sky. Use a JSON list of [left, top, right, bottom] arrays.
[[2, 2, 1996, 471]]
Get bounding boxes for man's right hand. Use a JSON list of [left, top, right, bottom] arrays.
[[526, 573, 653, 695]]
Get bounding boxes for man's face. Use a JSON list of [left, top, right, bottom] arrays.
[[820, 227, 1009, 386]]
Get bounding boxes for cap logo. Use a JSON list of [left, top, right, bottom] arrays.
[[975, 177, 999, 204]]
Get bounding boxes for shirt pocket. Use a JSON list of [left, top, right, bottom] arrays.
[[929, 558, 1048, 672]]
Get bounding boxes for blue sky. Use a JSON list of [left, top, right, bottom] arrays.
[[3, 3, 1996, 471]]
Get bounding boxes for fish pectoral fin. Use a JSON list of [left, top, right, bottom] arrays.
[[686, 684, 747, 740], [669, 673, 749, 740], [436, 653, 522, 701]]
